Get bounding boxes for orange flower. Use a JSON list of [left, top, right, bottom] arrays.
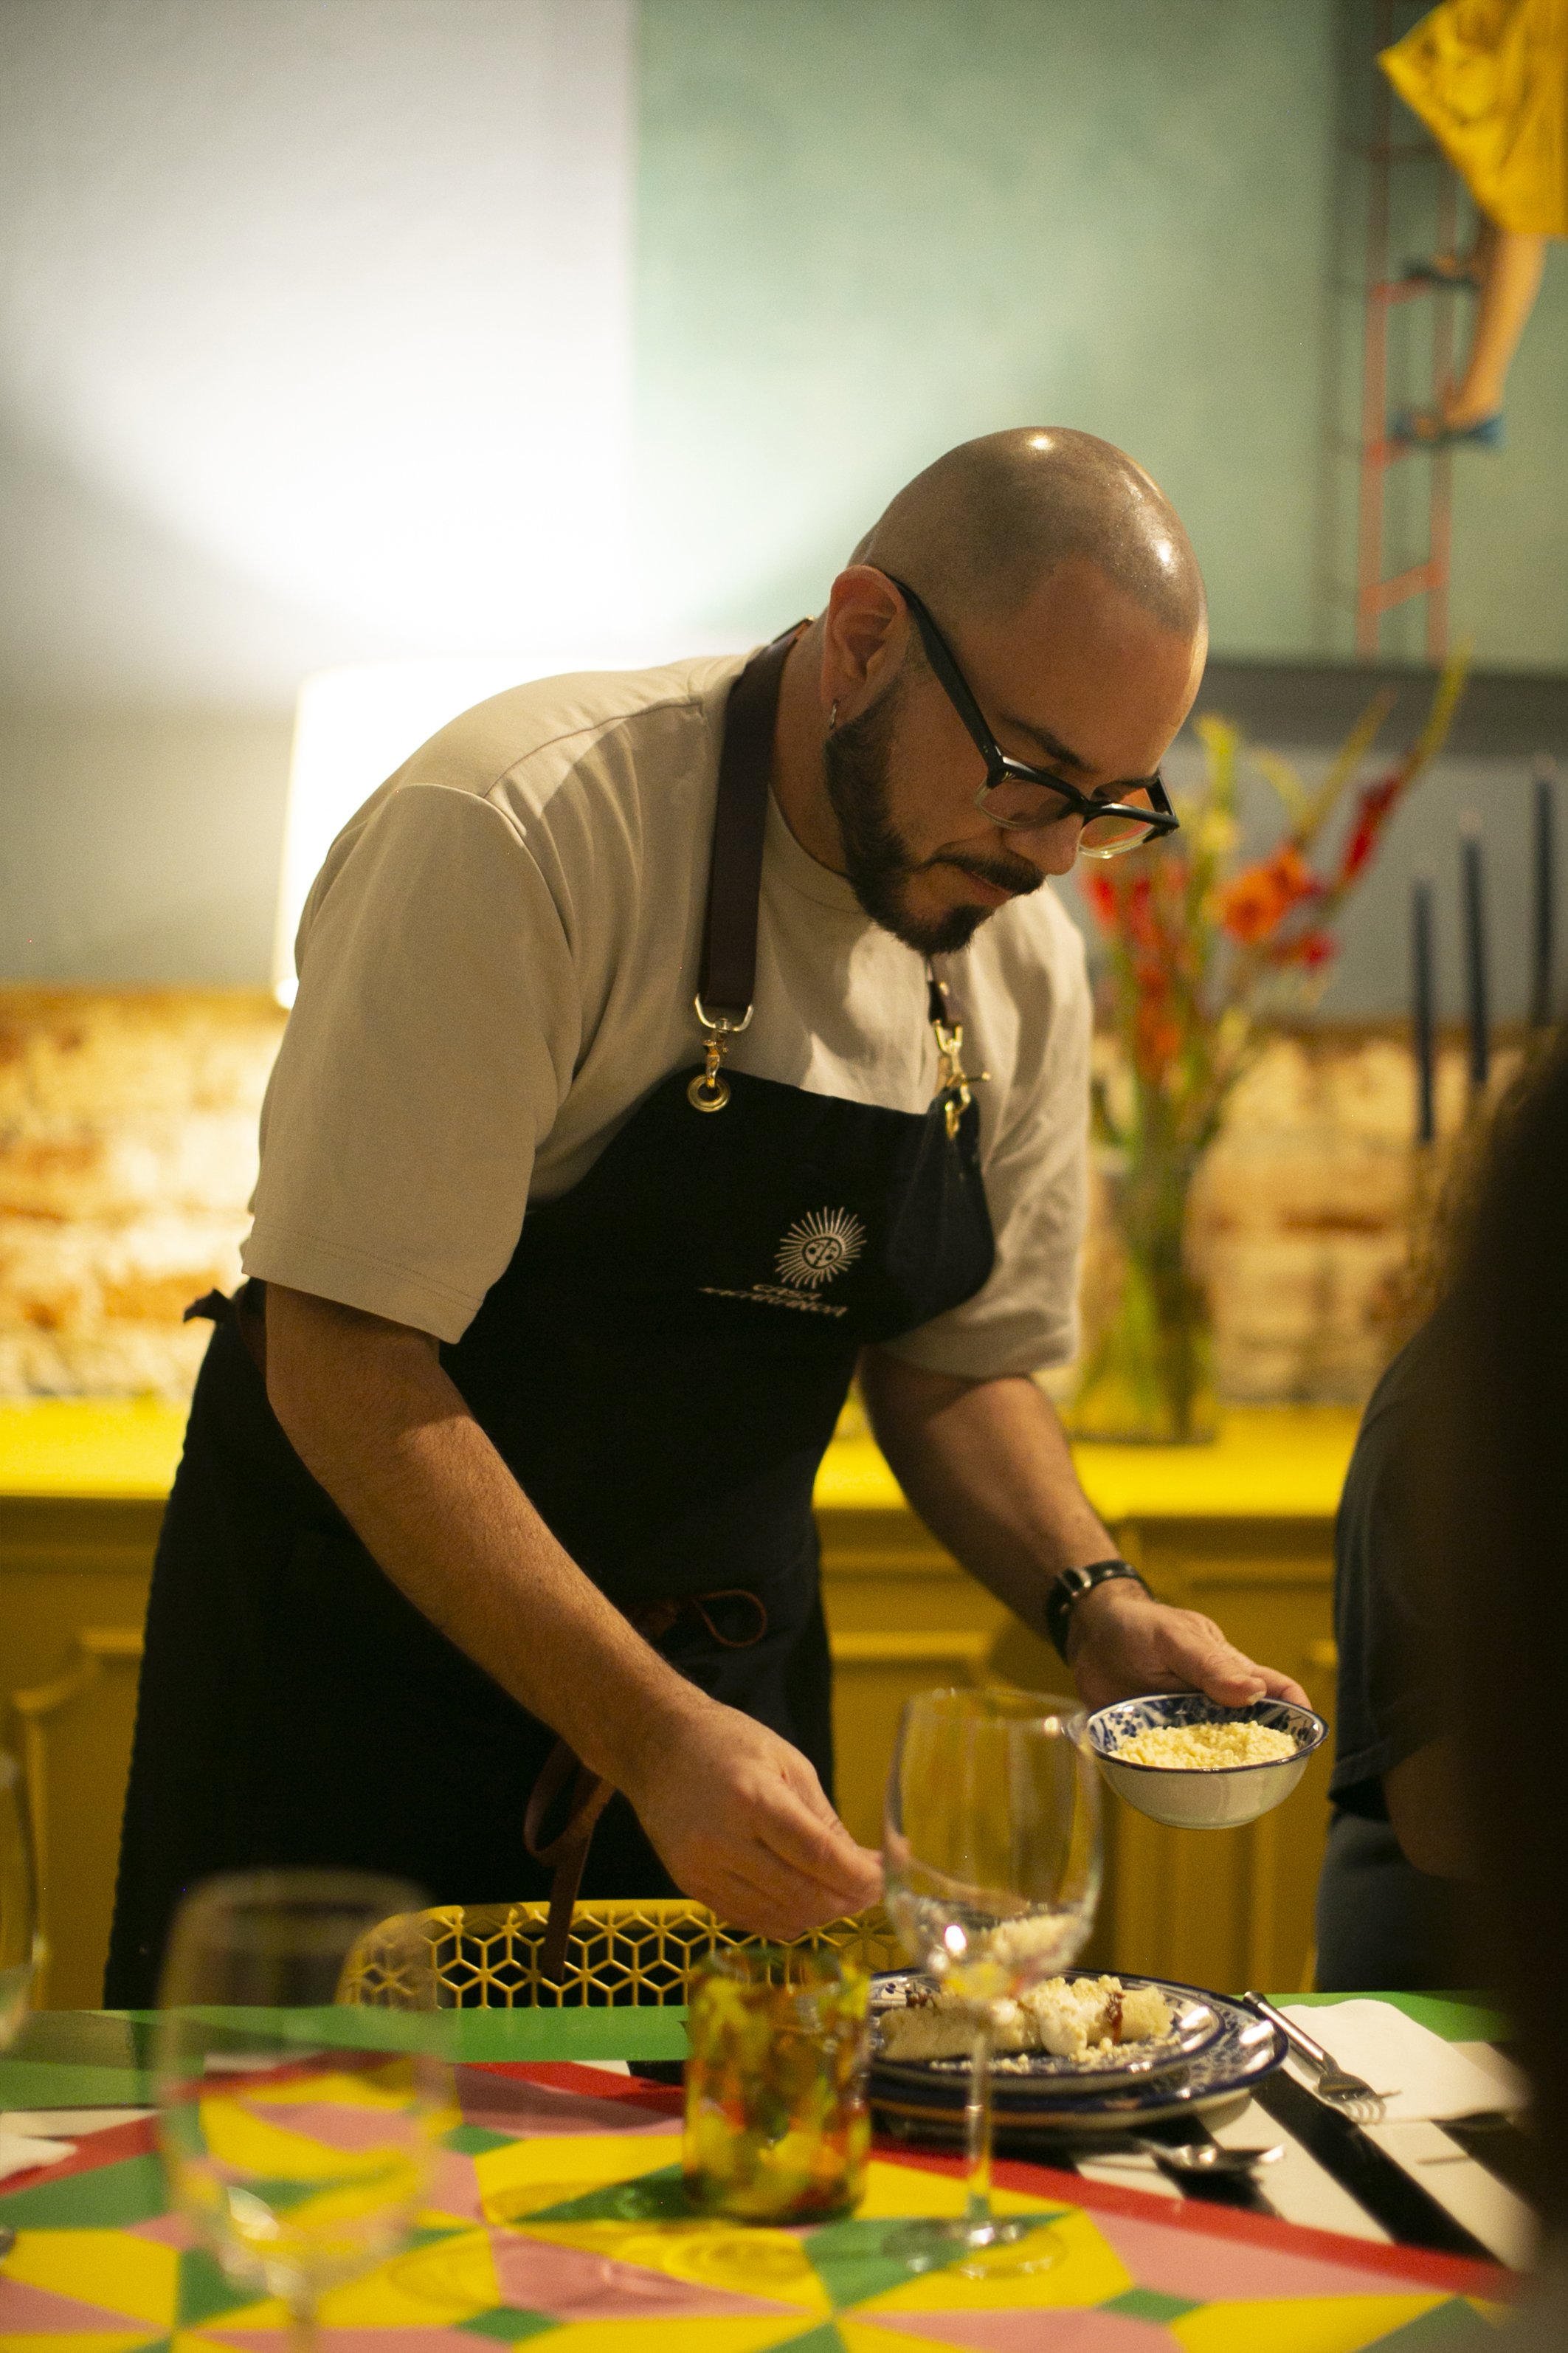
[[1218, 844, 1321, 945]]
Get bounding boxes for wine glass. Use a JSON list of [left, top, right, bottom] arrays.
[[883, 1687, 1102, 2273], [0, 1750, 42, 2257], [153, 1870, 450, 2348]]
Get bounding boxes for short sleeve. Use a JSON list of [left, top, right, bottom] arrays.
[[1329, 1327, 1443, 1811], [880, 914, 1091, 1379], [242, 784, 578, 1341]]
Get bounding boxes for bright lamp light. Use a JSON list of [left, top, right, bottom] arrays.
[[274, 642, 747, 1004]]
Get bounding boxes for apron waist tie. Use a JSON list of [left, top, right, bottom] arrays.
[[525, 1588, 769, 1982]]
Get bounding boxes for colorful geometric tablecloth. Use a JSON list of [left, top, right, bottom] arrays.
[[0, 2059, 1513, 2351]]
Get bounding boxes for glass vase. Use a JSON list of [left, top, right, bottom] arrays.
[[1071, 1170, 1218, 1445]]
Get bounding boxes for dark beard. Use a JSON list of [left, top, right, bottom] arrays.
[[822, 683, 1044, 955]]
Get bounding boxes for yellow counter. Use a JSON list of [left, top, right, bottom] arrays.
[[1, 1395, 1357, 1517]]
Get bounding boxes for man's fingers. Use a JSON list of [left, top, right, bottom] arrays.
[[682, 1830, 880, 1941], [753, 1774, 883, 1897], [1170, 1631, 1268, 1704], [1257, 1669, 1312, 1709]]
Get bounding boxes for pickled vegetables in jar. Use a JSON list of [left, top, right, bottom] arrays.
[[683, 1945, 870, 2222]]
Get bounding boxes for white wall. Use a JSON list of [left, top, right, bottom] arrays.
[[0, 0, 636, 708]]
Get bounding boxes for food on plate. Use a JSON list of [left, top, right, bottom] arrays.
[[1111, 1720, 1297, 1770], [878, 1972, 1173, 2064]]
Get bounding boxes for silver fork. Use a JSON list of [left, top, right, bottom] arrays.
[[1244, 1993, 1396, 2116]]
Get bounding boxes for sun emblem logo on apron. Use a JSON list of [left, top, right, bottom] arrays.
[[775, 1207, 867, 1291]]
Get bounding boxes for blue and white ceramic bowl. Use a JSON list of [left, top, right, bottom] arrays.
[[1085, 1692, 1327, 1829]]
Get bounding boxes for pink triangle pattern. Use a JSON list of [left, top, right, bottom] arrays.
[[128, 2211, 203, 2250], [426, 2148, 485, 2222], [0, 2274, 170, 2334], [456, 2070, 679, 2141], [1094, 2211, 1417, 2305], [489, 2227, 803, 2321], [246, 2100, 429, 2155]]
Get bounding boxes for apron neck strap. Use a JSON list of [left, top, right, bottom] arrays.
[[697, 627, 804, 1028], [697, 628, 973, 1052]]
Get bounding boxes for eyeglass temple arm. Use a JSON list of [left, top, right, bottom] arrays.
[[890, 573, 1181, 837]]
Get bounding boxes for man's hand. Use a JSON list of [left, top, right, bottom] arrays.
[[1068, 1579, 1310, 1714], [624, 1698, 883, 1940]]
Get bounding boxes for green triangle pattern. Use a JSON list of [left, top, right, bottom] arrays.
[[177, 2247, 258, 2327], [1105, 2284, 1203, 2322], [444, 2123, 519, 2157], [1363, 2301, 1497, 2346], [458, 2309, 562, 2343], [0, 2152, 167, 2228], [803, 2214, 963, 2309], [758, 2327, 848, 2353], [525, 2164, 694, 2223]]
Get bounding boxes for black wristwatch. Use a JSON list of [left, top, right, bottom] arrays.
[[1044, 1557, 1148, 1663]]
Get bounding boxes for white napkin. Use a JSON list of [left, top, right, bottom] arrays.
[[0, 2129, 75, 2183], [1280, 2001, 1526, 2123]]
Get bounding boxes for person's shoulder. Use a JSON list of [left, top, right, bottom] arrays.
[[400, 655, 745, 821]]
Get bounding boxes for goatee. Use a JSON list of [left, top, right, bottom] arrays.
[[822, 682, 1043, 956]]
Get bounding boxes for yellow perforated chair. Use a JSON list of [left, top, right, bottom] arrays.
[[344, 1898, 901, 2008]]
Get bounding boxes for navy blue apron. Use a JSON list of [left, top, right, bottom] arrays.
[[105, 633, 996, 2004]]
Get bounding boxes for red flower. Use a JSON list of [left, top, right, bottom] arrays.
[[1271, 926, 1338, 971], [1336, 772, 1404, 887], [1083, 869, 1119, 929]]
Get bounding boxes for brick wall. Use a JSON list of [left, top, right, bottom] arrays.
[[0, 989, 284, 1396], [0, 987, 1479, 1404]]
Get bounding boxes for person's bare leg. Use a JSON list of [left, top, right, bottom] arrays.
[[1443, 225, 1547, 424]]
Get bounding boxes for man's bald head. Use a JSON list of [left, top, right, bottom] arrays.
[[850, 427, 1204, 640]]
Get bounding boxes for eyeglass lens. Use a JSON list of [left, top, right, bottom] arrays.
[[982, 776, 1159, 850]]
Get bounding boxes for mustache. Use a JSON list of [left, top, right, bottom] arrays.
[[922, 850, 1046, 899]]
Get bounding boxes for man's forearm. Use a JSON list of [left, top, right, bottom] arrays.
[[263, 1285, 702, 1791], [857, 1350, 1114, 1634], [859, 1346, 1310, 1712]]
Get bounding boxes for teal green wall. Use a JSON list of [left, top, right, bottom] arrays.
[[637, 0, 1568, 668]]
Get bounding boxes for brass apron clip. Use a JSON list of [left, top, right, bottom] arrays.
[[688, 993, 753, 1112], [930, 996, 990, 1143]]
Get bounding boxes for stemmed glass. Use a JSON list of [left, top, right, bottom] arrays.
[[153, 1870, 451, 2349], [883, 1687, 1102, 2273], [0, 1750, 42, 2258]]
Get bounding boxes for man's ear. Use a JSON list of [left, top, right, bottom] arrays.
[[820, 565, 906, 721]]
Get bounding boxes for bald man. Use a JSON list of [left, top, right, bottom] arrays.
[[108, 429, 1307, 1999]]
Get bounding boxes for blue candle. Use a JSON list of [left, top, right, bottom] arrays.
[[1412, 875, 1435, 1146], [1460, 820, 1489, 1095], [1531, 757, 1556, 1031]]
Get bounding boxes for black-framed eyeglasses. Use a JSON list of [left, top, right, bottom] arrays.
[[880, 571, 1181, 858]]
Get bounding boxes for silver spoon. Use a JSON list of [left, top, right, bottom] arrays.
[[1094, 2137, 1284, 2176]]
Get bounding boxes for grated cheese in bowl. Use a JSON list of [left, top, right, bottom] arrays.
[[1112, 1720, 1298, 1771]]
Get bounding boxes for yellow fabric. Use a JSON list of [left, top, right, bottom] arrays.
[[1382, 0, 1568, 234]]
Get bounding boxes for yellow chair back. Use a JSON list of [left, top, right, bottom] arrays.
[[343, 1898, 901, 2008]]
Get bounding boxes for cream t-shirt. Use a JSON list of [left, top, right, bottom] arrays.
[[243, 654, 1091, 1377]]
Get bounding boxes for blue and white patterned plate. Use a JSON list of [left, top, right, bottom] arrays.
[[869, 1973, 1285, 2132]]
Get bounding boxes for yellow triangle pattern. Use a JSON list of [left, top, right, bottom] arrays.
[[1174, 2291, 1452, 2353], [1, 2230, 180, 2326]]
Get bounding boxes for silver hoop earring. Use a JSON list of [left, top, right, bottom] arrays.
[[828, 700, 840, 731]]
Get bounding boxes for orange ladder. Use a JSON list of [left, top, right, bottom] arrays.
[[1354, 0, 1462, 660]]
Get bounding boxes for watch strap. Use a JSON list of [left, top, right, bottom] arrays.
[[1044, 1557, 1147, 1663]]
